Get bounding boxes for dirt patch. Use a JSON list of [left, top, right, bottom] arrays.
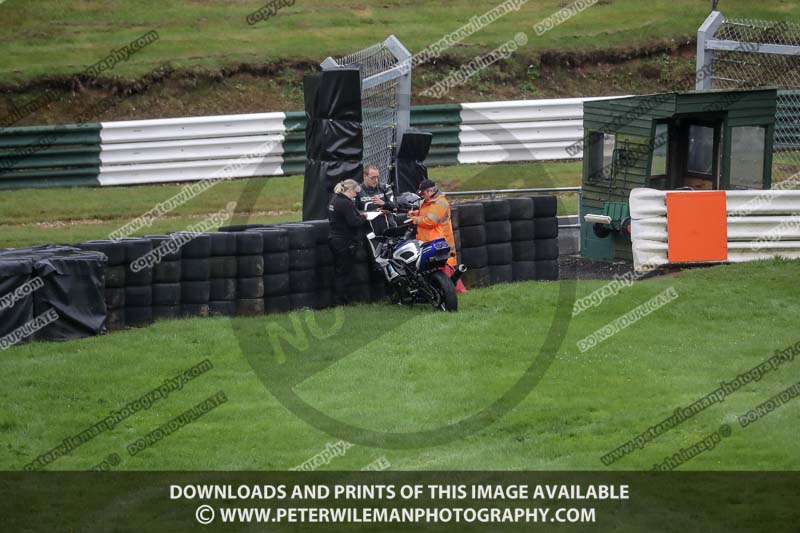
[[559, 255, 635, 281], [558, 255, 692, 281], [0, 42, 700, 126]]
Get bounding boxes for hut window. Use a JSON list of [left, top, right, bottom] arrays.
[[587, 131, 615, 181], [729, 126, 766, 189], [687, 125, 714, 175], [650, 123, 668, 176]]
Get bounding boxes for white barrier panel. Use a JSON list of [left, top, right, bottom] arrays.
[[92, 96, 630, 186], [457, 141, 581, 164], [458, 120, 583, 146], [459, 96, 625, 124], [633, 239, 800, 265], [100, 112, 288, 143], [99, 135, 285, 165], [97, 157, 284, 187], [630, 188, 800, 270], [629, 188, 668, 218], [727, 215, 800, 241], [726, 190, 800, 215], [631, 239, 669, 267], [631, 188, 800, 218], [630, 217, 668, 242]]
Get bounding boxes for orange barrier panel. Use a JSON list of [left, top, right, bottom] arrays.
[[666, 191, 727, 263]]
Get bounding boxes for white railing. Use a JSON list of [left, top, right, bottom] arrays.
[[630, 188, 800, 269], [90, 96, 628, 186]]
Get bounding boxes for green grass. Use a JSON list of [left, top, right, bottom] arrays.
[[2, 1, 799, 84], [0, 161, 581, 248], [1, 260, 799, 471]]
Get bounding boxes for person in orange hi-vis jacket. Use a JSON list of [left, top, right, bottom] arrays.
[[407, 180, 467, 293]]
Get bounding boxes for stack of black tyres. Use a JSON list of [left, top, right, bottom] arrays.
[[280, 223, 317, 310], [120, 237, 154, 327], [146, 235, 182, 321], [235, 232, 265, 316], [458, 202, 489, 287], [77, 239, 127, 330], [368, 248, 387, 304], [218, 224, 266, 233], [175, 232, 211, 318], [253, 227, 291, 314], [208, 232, 238, 317], [508, 197, 537, 282], [305, 220, 334, 309], [349, 235, 372, 304], [451, 205, 462, 267], [531, 196, 559, 280], [481, 199, 513, 285]]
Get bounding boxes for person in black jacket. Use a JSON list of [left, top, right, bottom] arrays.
[[358, 164, 397, 234], [358, 164, 396, 212], [328, 179, 365, 306]]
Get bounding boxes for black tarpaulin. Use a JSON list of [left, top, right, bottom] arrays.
[[0, 257, 35, 341], [0, 245, 107, 345], [396, 129, 432, 194], [33, 248, 107, 342], [303, 68, 363, 221]]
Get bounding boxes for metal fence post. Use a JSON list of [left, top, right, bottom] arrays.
[[696, 11, 725, 91]]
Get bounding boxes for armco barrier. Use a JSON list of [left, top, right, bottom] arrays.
[[0, 97, 624, 189], [630, 188, 800, 270], [0, 124, 103, 189]]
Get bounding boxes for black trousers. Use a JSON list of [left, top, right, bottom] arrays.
[[329, 237, 355, 305]]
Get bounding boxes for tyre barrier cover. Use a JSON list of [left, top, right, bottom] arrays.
[[15, 246, 107, 341], [0, 255, 35, 340]]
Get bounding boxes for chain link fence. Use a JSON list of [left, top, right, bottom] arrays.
[[710, 17, 800, 184], [331, 42, 402, 187]]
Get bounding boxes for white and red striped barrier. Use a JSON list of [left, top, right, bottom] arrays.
[[630, 188, 800, 270]]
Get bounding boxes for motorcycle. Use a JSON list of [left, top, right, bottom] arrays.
[[363, 192, 466, 312]]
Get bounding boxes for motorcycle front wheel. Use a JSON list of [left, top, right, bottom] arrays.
[[428, 270, 458, 312]]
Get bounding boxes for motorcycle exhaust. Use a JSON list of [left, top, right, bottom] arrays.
[[451, 264, 468, 284]]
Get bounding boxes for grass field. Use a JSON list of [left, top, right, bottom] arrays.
[[0, 161, 581, 249], [2, 259, 799, 471], [2, 1, 799, 84]]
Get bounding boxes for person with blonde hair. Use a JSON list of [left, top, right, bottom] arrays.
[[328, 179, 365, 305]]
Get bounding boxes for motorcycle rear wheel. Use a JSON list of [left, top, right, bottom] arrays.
[[429, 270, 458, 312]]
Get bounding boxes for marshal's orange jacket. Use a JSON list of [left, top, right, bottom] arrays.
[[410, 191, 457, 267]]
